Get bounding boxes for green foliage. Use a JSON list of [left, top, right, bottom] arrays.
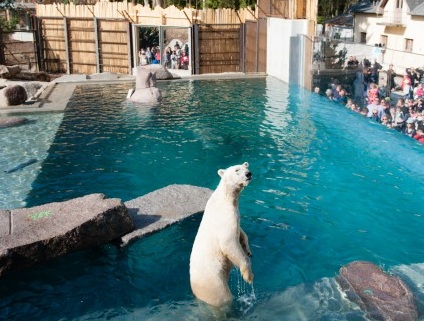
[[139, 27, 159, 49], [318, 0, 356, 21], [321, 39, 348, 69], [0, 16, 18, 32], [317, 16, 326, 24]]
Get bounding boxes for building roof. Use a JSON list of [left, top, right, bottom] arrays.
[[409, 0, 424, 15], [349, 1, 381, 14], [325, 13, 353, 26], [405, 0, 424, 11], [379, 0, 424, 15]]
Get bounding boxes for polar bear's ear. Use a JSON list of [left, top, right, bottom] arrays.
[[243, 162, 249, 168], [218, 169, 225, 177]]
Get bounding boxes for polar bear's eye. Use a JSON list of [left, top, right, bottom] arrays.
[[235, 169, 240, 172]]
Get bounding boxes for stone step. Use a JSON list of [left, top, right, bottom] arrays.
[[0, 193, 134, 277], [0, 184, 212, 277], [121, 184, 212, 246]]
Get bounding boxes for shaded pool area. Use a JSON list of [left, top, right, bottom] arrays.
[[1, 77, 424, 320]]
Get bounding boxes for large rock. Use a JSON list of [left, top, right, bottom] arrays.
[[0, 117, 29, 128], [121, 184, 213, 246], [336, 261, 418, 321], [0, 65, 21, 79], [0, 194, 134, 277], [11, 81, 47, 100], [0, 84, 28, 107], [141, 64, 173, 80], [128, 67, 162, 103], [13, 70, 50, 82]]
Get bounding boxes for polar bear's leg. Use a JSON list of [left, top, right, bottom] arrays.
[[191, 275, 233, 307], [221, 235, 254, 284], [239, 229, 252, 257]]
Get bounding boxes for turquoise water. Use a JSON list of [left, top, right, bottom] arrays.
[[1, 77, 424, 320]]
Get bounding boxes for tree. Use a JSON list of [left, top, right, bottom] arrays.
[[318, 0, 356, 20]]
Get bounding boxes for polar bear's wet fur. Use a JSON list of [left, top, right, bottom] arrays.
[[190, 162, 254, 307]]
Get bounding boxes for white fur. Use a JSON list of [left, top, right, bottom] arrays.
[[189, 162, 254, 307]]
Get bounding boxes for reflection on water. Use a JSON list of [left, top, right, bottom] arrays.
[[1, 77, 424, 320]]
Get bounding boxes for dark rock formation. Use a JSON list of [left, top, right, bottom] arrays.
[[0, 194, 134, 277], [13, 71, 50, 82], [336, 261, 418, 321], [0, 117, 29, 128], [0, 84, 28, 106], [128, 67, 162, 103], [121, 184, 213, 246]]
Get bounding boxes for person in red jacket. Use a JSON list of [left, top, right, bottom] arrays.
[[413, 129, 424, 144]]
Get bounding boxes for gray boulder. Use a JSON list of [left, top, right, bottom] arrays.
[[336, 261, 418, 321], [128, 67, 162, 103], [141, 64, 173, 80], [121, 184, 213, 246], [13, 81, 46, 100], [0, 84, 28, 107], [0, 117, 29, 128], [0, 65, 21, 79], [0, 194, 135, 277]]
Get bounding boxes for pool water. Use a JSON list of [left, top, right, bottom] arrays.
[[1, 77, 424, 320]]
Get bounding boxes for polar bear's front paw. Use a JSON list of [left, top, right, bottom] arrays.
[[242, 268, 254, 284]]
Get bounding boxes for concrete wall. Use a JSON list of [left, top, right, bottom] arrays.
[[267, 18, 310, 83]]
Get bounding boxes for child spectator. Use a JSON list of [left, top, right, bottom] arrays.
[[414, 83, 424, 99], [367, 83, 379, 104]]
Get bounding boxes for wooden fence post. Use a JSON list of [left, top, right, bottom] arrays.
[[240, 22, 245, 72], [0, 28, 5, 65], [256, 19, 259, 72], [127, 22, 132, 74], [63, 17, 70, 74], [94, 17, 100, 73], [34, 16, 44, 71], [193, 24, 199, 74]]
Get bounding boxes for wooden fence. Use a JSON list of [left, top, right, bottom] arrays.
[[31, 1, 316, 75], [36, 3, 257, 25], [193, 24, 242, 74], [39, 16, 130, 74], [244, 18, 267, 72]]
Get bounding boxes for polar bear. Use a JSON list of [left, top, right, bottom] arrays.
[[189, 162, 254, 307]]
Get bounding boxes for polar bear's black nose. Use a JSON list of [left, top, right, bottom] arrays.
[[246, 171, 252, 180]]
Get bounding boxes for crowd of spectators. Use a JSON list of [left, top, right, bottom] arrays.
[[138, 42, 189, 70], [315, 60, 424, 144]]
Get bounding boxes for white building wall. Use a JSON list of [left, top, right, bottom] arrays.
[[354, 9, 424, 69], [267, 17, 309, 83]]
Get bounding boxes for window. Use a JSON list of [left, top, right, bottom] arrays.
[[396, 0, 403, 8], [360, 32, 367, 44], [405, 38, 413, 52], [381, 35, 388, 48]]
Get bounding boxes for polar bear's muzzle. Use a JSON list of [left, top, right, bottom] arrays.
[[246, 171, 252, 181]]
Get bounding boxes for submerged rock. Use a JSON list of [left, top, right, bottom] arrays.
[[336, 261, 418, 321], [0, 117, 29, 128], [0, 194, 134, 277]]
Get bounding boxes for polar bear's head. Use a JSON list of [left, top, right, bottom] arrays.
[[218, 162, 252, 190]]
